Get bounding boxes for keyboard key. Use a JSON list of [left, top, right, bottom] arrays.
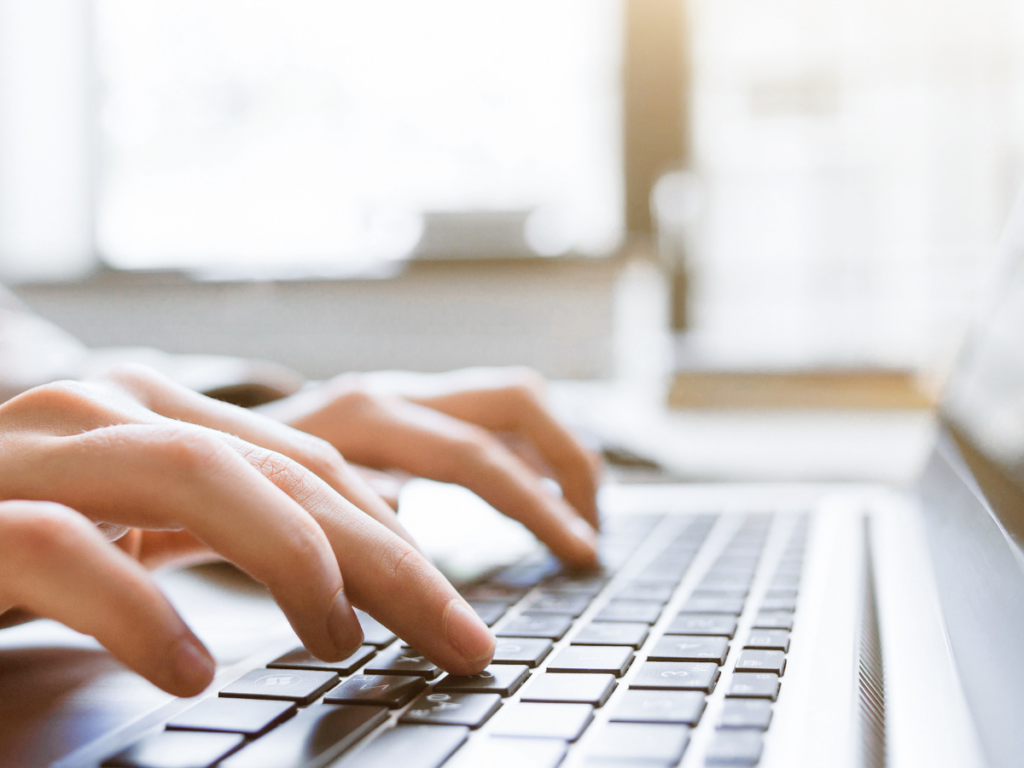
[[631, 662, 720, 693], [680, 595, 745, 615], [614, 582, 675, 602], [220, 669, 338, 705], [719, 699, 773, 730], [520, 673, 617, 706], [760, 594, 797, 611], [753, 611, 794, 630], [698, 575, 753, 593], [461, 584, 526, 603], [610, 689, 706, 725], [524, 593, 591, 616], [543, 574, 609, 596], [705, 728, 764, 765], [324, 674, 427, 707], [770, 574, 801, 591], [572, 621, 649, 649], [364, 647, 441, 679], [735, 649, 786, 676], [594, 600, 662, 624], [220, 704, 387, 768], [166, 698, 295, 735], [636, 562, 689, 583], [268, 645, 375, 675], [546, 645, 635, 677], [444, 736, 567, 768], [103, 731, 243, 768], [491, 637, 553, 667], [586, 723, 690, 764], [469, 602, 508, 626], [744, 629, 791, 652], [666, 613, 737, 638], [433, 664, 530, 696], [400, 692, 502, 728], [489, 702, 594, 741], [334, 724, 468, 768], [727, 672, 780, 700], [355, 610, 398, 647], [497, 614, 573, 640], [648, 635, 729, 664]]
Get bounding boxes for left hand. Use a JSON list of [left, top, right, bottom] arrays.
[[256, 367, 602, 569]]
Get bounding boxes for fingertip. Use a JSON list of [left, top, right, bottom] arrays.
[[325, 589, 364, 660], [444, 599, 495, 673], [169, 637, 215, 697]]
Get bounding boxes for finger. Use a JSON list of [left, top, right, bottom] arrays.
[[214, 464, 497, 676], [0, 501, 214, 696], [19, 423, 362, 663], [97, 365, 419, 549], [308, 395, 599, 568], [409, 376, 602, 528]]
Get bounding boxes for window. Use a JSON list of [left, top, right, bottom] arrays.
[[95, 0, 623, 277]]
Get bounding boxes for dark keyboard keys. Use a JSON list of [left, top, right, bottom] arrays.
[[489, 702, 594, 741], [268, 645, 375, 675], [610, 689, 706, 725], [491, 637, 553, 667], [461, 584, 526, 603], [753, 611, 794, 630], [166, 698, 295, 735], [735, 649, 786, 676], [572, 621, 650, 649], [469, 602, 508, 626], [324, 674, 427, 707], [334, 724, 468, 768], [364, 647, 441, 679], [648, 635, 729, 664], [705, 728, 764, 765], [520, 673, 617, 706], [680, 595, 746, 615], [745, 629, 791, 652], [543, 573, 609, 595], [220, 669, 338, 705], [497, 614, 573, 640], [219, 704, 387, 768], [719, 699, 773, 730], [666, 613, 737, 638], [586, 723, 690, 764], [727, 672, 780, 700], [761, 594, 797, 612], [400, 692, 501, 728], [594, 600, 662, 624], [525, 594, 591, 616], [546, 645, 634, 677], [355, 610, 398, 647], [631, 662, 720, 693], [433, 664, 530, 696], [103, 731, 243, 768], [614, 582, 675, 602]]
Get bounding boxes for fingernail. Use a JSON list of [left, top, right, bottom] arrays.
[[570, 516, 599, 549], [445, 599, 495, 664], [327, 589, 363, 655], [173, 638, 215, 694]]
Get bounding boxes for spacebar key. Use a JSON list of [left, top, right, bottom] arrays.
[[219, 703, 388, 768]]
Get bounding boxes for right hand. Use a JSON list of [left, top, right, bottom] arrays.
[[0, 366, 496, 697]]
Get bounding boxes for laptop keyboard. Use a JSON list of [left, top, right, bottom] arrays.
[[101, 512, 808, 768]]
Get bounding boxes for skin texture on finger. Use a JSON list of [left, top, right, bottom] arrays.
[[0, 501, 214, 696], [95, 365, 419, 550], [3, 422, 361, 663], [274, 390, 598, 568]]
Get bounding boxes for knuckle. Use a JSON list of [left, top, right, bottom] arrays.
[[142, 425, 230, 474], [250, 449, 321, 505], [98, 363, 162, 392], [294, 436, 347, 480], [0, 502, 85, 561], [4, 380, 97, 416], [333, 387, 380, 415]]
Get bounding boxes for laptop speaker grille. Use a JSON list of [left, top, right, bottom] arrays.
[[858, 518, 886, 768]]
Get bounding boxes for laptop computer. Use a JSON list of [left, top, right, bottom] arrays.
[[3, 196, 1024, 768]]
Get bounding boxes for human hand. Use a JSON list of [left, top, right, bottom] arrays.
[[0, 365, 495, 696], [255, 367, 602, 568]]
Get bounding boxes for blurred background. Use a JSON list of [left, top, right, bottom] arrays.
[[2, 0, 1024, 386]]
